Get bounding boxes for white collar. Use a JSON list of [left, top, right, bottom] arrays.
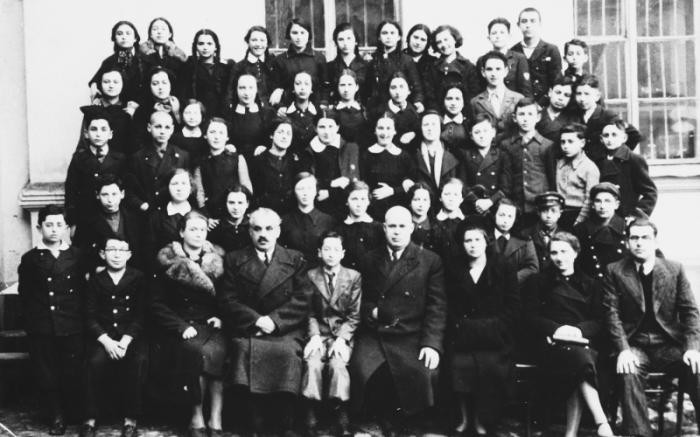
[[246, 51, 265, 63], [488, 86, 506, 98], [286, 101, 317, 115], [469, 257, 487, 282], [255, 247, 274, 262], [368, 143, 402, 156], [323, 265, 341, 278], [344, 214, 374, 224], [421, 141, 443, 157], [635, 259, 655, 276], [436, 209, 465, 221], [495, 229, 511, 240], [235, 103, 259, 114], [309, 135, 341, 153], [182, 126, 202, 138], [166, 201, 192, 216], [335, 101, 361, 110], [37, 240, 69, 251], [387, 245, 407, 260], [443, 113, 464, 124], [89, 144, 109, 157], [387, 99, 408, 113], [108, 269, 126, 285]]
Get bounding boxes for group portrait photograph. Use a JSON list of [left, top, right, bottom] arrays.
[[1, 0, 700, 436]]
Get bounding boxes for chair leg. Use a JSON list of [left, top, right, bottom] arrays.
[[676, 389, 684, 437], [658, 392, 667, 436]]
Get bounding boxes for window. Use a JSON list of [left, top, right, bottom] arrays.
[[575, 0, 699, 162], [266, 0, 398, 56]]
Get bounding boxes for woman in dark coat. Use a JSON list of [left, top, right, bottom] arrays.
[[404, 24, 438, 105], [150, 210, 226, 436], [208, 185, 252, 253], [523, 231, 615, 437], [177, 29, 230, 117], [224, 26, 276, 111], [446, 218, 520, 435], [138, 17, 187, 79], [323, 23, 369, 105]]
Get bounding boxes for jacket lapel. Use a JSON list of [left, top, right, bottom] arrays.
[[308, 267, 331, 303], [236, 247, 267, 285], [620, 258, 645, 310], [440, 151, 459, 179], [382, 243, 420, 295], [478, 147, 498, 171], [330, 267, 351, 307], [474, 93, 496, 118], [258, 246, 296, 299], [652, 259, 671, 313]]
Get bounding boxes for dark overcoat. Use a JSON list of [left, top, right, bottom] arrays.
[[488, 235, 539, 285], [510, 40, 562, 103], [219, 245, 312, 394], [350, 242, 446, 415], [125, 144, 190, 210], [574, 215, 628, 280]]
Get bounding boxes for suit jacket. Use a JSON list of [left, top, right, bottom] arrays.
[[412, 146, 463, 200], [582, 105, 642, 161], [594, 145, 657, 217], [126, 144, 190, 210], [574, 215, 628, 280], [428, 53, 481, 110], [86, 267, 145, 340], [458, 145, 511, 212], [469, 88, 524, 135], [521, 223, 561, 271], [488, 235, 539, 284], [307, 266, 362, 343], [603, 256, 700, 352], [510, 40, 562, 102], [367, 48, 424, 106], [536, 109, 581, 143]]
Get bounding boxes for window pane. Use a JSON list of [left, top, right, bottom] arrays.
[[638, 0, 694, 37], [605, 0, 624, 36], [576, 0, 589, 35], [575, 0, 624, 36], [637, 40, 695, 98], [265, 0, 326, 50], [587, 42, 627, 99], [638, 101, 696, 159]]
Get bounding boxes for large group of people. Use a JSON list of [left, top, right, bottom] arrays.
[[14, 6, 700, 437]]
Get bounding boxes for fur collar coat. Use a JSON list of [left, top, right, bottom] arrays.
[[157, 241, 224, 295]]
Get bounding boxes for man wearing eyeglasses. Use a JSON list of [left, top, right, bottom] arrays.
[[603, 218, 700, 436]]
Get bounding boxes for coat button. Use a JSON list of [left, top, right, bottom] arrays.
[[47, 277, 52, 282], [49, 292, 54, 296], [617, 249, 622, 253], [50, 306, 55, 311], [113, 309, 118, 314], [112, 295, 116, 299], [66, 275, 70, 279], [113, 322, 118, 327], [476, 172, 481, 176], [126, 307, 130, 311], [69, 289, 73, 293], [598, 273, 604, 278], [126, 295, 130, 300]]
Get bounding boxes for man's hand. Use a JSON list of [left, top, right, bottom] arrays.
[[372, 183, 394, 200], [684, 350, 700, 374], [616, 349, 639, 374], [330, 176, 350, 189], [269, 88, 284, 106], [329, 338, 351, 363], [418, 347, 440, 370], [304, 335, 324, 359], [255, 316, 276, 334], [414, 102, 425, 114], [182, 326, 198, 340], [317, 189, 330, 202]]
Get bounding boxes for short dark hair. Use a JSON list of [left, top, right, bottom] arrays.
[[268, 116, 293, 136], [346, 180, 370, 197], [244, 25, 271, 45], [480, 50, 508, 68], [97, 69, 125, 95], [564, 38, 588, 54], [560, 122, 587, 139], [286, 18, 312, 40], [601, 115, 628, 132], [514, 97, 541, 112], [471, 112, 496, 129], [495, 197, 519, 215], [148, 66, 176, 86], [181, 99, 207, 120], [549, 231, 581, 253], [205, 117, 229, 133], [221, 184, 253, 215], [100, 236, 129, 251], [407, 182, 433, 205], [579, 74, 601, 89], [406, 24, 432, 55], [332, 23, 360, 56], [38, 205, 65, 225], [376, 20, 403, 49], [487, 17, 511, 33], [518, 7, 542, 23], [431, 25, 462, 51], [179, 210, 208, 233], [627, 217, 658, 237], [95, 173, 124, 193], [551, 75, 576, 89], [315, 108, 340, 126], [318, 230, 344, 249]]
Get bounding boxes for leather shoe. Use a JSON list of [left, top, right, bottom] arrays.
[[208, 428, 224, 437], [121, 423, 138, 437], [78, 423, 96, 437], [188, 427, 207, 437], [49, 415, 67, 435]]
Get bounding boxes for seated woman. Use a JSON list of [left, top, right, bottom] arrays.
[[208, 185, 253, 253], [150, 210, 226, 437], [523, 231, 616, 437], [446, 217, 519, 436]]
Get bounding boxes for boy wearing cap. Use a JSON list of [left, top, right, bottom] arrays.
[[65, 106, 127, 237], [574, 182, 628, 280], [522, 191, 564, 270], [594, 117, 657, 220]]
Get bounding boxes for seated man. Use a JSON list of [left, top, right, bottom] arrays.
[[350, 206, 446, 436], [219, 207, 312, 436], [603, 218, 700, 437]]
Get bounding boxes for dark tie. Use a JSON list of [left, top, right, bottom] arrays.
[[391, 250, 400, 262], [498, 235, 508, 253], [428, 152, 436, 176], [264, 252, 271, 266], [327, 272, 335, 295], [638, 265, 645, 278], [95, 147, 107, 163]]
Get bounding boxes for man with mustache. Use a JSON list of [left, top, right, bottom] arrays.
[[219, 207, 313, 436]]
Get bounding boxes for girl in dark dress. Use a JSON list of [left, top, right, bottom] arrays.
[[407, 182, 437, 252], [146, 169, 194, 270], [133, 67, 182, 143], [523, 232, 615, 437], [225, 26, 276, 110], [366, 20, 425, 112], [432, 178, 466, 261], [338, 181, 384, 271], [89, 21, 148, 107], [368, 73, 421, 151], [225, 73, 274, 159], [138, 17, 187, 79], [333, 69, 371, 148], [170, 99, 209, 167], [208, 185, 252, 253], [177, 29, 229, 117], [270, 18, 327, 107], [361, 115, 416, 219], [440, 86, 471, 153], [323, 23, 369, 105], [446, 219, 520, 435], [404, 24, 438, 104], [429, 25, 481, 111], [77, 69, 136, 155], [193, 117, 252, 219], [151, 210, 226, 436], [281, 71, 319, 155]]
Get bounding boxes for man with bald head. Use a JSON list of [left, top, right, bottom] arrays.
[[219, 207, 313, 435], [350, 206, 447, 435]]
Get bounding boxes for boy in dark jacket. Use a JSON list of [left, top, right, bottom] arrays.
[[17, 205, 88, 435]]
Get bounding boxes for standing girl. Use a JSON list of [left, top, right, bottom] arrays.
[[171, 99, 209, 166], [208, 185, 253, 253], [133, 67, 182, 143], [139, 17, 187, 78], [226, 26, 276, 110], [429, 25, 480, 111], [226, 74, 274, 159], [404, 24, 437, 103], [177, 29, 229, 118], [333, 69, 370, 147], [323, 23, 368, 105], [366, 20, 424, 112], [282, 71, 319, 154], [440, 86, 471, 153]]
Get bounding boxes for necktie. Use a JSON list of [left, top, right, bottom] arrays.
[[95, 147, 107, 163], [497, 235, 508, 253], [428, 152, 436, 178], [264, 252, 271, 266], [327, 272, 335, 295], [391, 250, 400, 262], [638, 265, 645, 278], [490, 92, 501, 116]]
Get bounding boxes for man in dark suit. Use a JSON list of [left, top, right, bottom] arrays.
[[350, 206, 446, 436], [510, 7, 563, 104], [603, 218, 700, 436], [219, 207, 312, 436]]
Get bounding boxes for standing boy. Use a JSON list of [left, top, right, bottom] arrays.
[[522, 191, 565, 270], [303, 231, 362, 437], [79, 237, 147, 437], [477, 17, 532, 98], [489, 198, 539, 285], [563, 39, 589, 85], [510, 7, 563, 103], [17, 205, 88, 435], [536, 76, 580, 143]]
